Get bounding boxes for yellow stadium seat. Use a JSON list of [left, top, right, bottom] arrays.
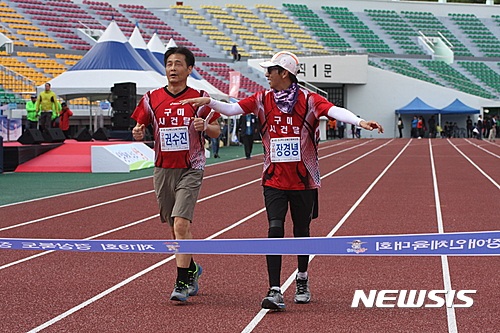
[[263, 34, 284, 39], [233, 30, 253, 35], [232, 9, 253, 14], [226, 24, 246, 29], [225, 4, 246, 8], [296, 39, 317, 44], [207, 10, 226, 14], [276, 44, 298, 50]]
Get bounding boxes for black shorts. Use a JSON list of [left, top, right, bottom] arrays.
[[263, 186, 318, 224]]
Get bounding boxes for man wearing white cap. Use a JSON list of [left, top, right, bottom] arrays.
[[181, 51, 383, 310]]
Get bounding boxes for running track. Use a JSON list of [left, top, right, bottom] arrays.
[[1, 138, 499, 333]]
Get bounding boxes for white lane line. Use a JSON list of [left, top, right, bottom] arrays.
[[1, 140, 374, 270], [26, 208, 267, 333], [0, 191, 155, 232], [26, 140, 388, 332], [1, 140, 372, 232], [448, 139, 500, 190], [242, 139, 406, 333], [464, 139, 500, 159], [429, 139, 457, 333], [0, 140, 346, 209]]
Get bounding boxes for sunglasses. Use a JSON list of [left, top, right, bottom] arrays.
[[266, 66, 282, 74]]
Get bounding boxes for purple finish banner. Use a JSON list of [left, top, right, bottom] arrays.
[[1, 231, 499, 255]]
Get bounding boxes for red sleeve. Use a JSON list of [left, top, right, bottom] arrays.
[[131, 93, 152, 126], [238, 91, 263, 115], [311, 93, 334, 118], [68, 109, 73, 116]]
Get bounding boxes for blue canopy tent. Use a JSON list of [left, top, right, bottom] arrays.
[[440, 98, 480, 114], [395, 97, 440, 114], [395, 97, 440, 138]]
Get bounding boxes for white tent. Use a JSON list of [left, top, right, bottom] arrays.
[[129, 26, 165, 75], [39, 21, 167, 101]]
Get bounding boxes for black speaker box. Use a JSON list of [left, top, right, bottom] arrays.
[[43, 128, 66, 143], [111, 97, 136, 112], [112, 112, 135, 130], [112, 82, 136, 98], [92, 127, 110, 141], [74, 128, 92, 141], [18, 129, 44, 145]]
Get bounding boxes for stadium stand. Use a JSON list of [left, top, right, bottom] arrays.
[[322, 6, 394, 54]]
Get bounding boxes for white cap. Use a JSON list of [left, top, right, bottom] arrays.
[[260, 51, 300, 76]]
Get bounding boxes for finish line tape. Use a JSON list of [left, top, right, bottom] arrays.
[[1, 231, 500, 255]]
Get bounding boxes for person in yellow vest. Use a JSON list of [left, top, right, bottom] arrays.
[[36, 83, 60, 131], [25, 94, 38, 130], [52, 101, 62, 128]]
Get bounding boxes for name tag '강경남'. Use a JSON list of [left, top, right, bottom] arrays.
[[160, 126, 189, 152], [270, 137, 301, 163]]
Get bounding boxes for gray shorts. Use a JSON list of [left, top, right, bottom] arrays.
[[153, 167, 204, 226]]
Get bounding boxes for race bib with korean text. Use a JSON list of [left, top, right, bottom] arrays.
[[270, 137, 301, 163], [159, 126, 189, 151]]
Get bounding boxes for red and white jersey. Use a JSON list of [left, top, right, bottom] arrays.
[[238, 88, 332, 190], [131, 86, 218, 169]]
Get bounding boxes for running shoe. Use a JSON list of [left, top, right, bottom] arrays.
[[294, 276, 311, 304], [170, 281, 189, 302], [187, 262, 202, 296], [261, 289, 286, 310]]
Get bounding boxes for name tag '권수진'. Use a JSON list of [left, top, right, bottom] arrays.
[[160, 126, 189, 151]]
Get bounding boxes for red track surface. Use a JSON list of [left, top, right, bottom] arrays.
[[1, 138, 499, 333]]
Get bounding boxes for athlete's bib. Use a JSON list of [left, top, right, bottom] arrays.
[[270, 137, 301, 163], [159, 126, 189, 151]]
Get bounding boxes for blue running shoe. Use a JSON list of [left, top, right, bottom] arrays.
[[187, 263, 202, 296], [170, 281, 189, 302]]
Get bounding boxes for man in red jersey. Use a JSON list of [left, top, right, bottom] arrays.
[[181, 51, 383, 310], [132, 47, 220, 302]]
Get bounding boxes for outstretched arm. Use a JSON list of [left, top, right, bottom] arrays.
[[181, 97, 245, 116], [328, 106, 384, 134]]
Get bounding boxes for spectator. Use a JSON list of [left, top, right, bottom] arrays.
[[231, 44, 241, 62], [488, 115, 497, 142], [180, 51, 384, 310], [36, 83, 60, 132], [328, 117, 337, 139], [417, 116, 424, 139], [25, 94, 38, 130], [211, 118, 223, 158], [52, 101, 62, 128], [452, 122, 459, 138], [411, 116, 418, 138], [397, 116, 403, 138], [59, 102, 73, 138], [477, 115, 483, 140], [337, 121, 345, 139], [485, 116, 492, 139], [428, 115, 436, 138], [466, 116, 473, 138], [238, 113, 258, 159], [472, 123, 479, 138], [444, 122, 452, 139]]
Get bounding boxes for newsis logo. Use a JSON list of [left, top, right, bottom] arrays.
[[351, 290, 476, 308]]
